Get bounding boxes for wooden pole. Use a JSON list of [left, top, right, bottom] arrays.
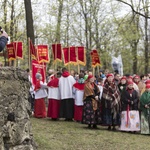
[[55, 43, 57, 70], [76, 47, 80, 74], [78, 64, 80, 74], [28, 37, 31, 71], [68, 47, 70, 72], [14, 41, 18, 67], [42, 62, 46, 82], [93, 67, 95, 76]]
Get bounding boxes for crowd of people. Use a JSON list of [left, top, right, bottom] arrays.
[[27, 67, 150, 135]]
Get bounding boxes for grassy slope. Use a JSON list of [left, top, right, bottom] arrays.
[[31, 118, 150, 150]]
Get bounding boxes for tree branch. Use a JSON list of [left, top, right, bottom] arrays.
[[116, 0, 150, 19]]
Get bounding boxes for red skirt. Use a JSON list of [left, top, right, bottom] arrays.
[[47, 99, 60, 119], [34, 98, 46, 118], [74, 105, 83, 121]]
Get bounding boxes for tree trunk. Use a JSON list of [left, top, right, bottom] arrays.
[[55, 0, 63, 43], [144, 15, 148, 74], [24, 0, 35, 44], [3, 0, 8, 66]]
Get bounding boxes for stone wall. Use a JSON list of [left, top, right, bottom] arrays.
[[0, 67, 37, 150]]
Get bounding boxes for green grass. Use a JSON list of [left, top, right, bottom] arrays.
[[31, 117, 150, 150]]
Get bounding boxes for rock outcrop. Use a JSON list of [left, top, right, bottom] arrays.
[[0, 67, 37, 150]]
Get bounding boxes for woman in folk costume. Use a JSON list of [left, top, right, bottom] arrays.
[[73, 73, 85, 122], [34, 73, 48, 118], [101, 74, 121, 130], [47, 72, 61, 120], [82, 75, 101, 129], [133, 75, 140, 85], [127, 76, 139, 93], [119, 81, 140, 132], [137, 74, 146, 95], [140, 84, 150, 134], [118, 76, 127, 95]]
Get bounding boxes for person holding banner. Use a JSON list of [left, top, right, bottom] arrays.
[[0, 30, 8, 52], [101, 74, 121, 130], [59, 67, 76, 121], [34, 73, 47, 118]]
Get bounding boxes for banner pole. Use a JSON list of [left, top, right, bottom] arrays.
[[76, 47, 80, 74], [55, 43, 57, 70], [93, 67, 95, 76], [14, 41, 18, 67], [42, 62, 46, 82], [28, 37, 31, 71], [68, 46, 70, 72]]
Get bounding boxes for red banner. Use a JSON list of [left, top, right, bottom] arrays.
[[69, 46, 77, 65], [62, 47, 69, 65], [32, 60, 46, 86], [37, 45, 49, 63], [90, 50, 101, 68], [77, 46, 86, 66], [52, 43, 62, 62], [13, 42, 23, 59], [30, 39, 37, 60], [62, 47, 77, 66], [7, 43, 16, 61]]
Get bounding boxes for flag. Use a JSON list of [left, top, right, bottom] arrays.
[[6, 43, 16, 61], [30, 39, 37, 60], [77, 46, 86, 66], [32, 60, 46, 86], [62, 47, 77, 66], [90, 50, 101, 68], [62, 47, 69, 65], [52, 43, 62, 62], [69, 46, 77, 65], [13, 41, 23, 59], [37, 45, 49, 63]]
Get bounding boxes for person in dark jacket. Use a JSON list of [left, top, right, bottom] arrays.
[[118, 76, 127, 95], [119, 81, 140, 132], [0, 31, 8, 52], [101, 74, 121, 131]]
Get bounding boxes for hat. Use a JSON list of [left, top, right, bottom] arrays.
[[35, 73, 42, 79], [145, 80, 150, 84], [88, 75, 94, 80], [84, 75, 88, 81], [48, 69, 54, 74], [106, 74, 114, 78], [127, 81, 133, 85], [146, 84, 150, 89], [128, 76, 133, 80], [121, 76, 127, 81], [133, 75, 140, 79], [101, 74, 106, 78]]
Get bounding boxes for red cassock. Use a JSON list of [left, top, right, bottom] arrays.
[[34, 80, 47, 118], [34, 98, 47, 118], [47, 78, 60, 119], [74, 105, 83, 122]]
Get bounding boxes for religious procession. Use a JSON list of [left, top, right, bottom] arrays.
[[27, 63, 150, 135]]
